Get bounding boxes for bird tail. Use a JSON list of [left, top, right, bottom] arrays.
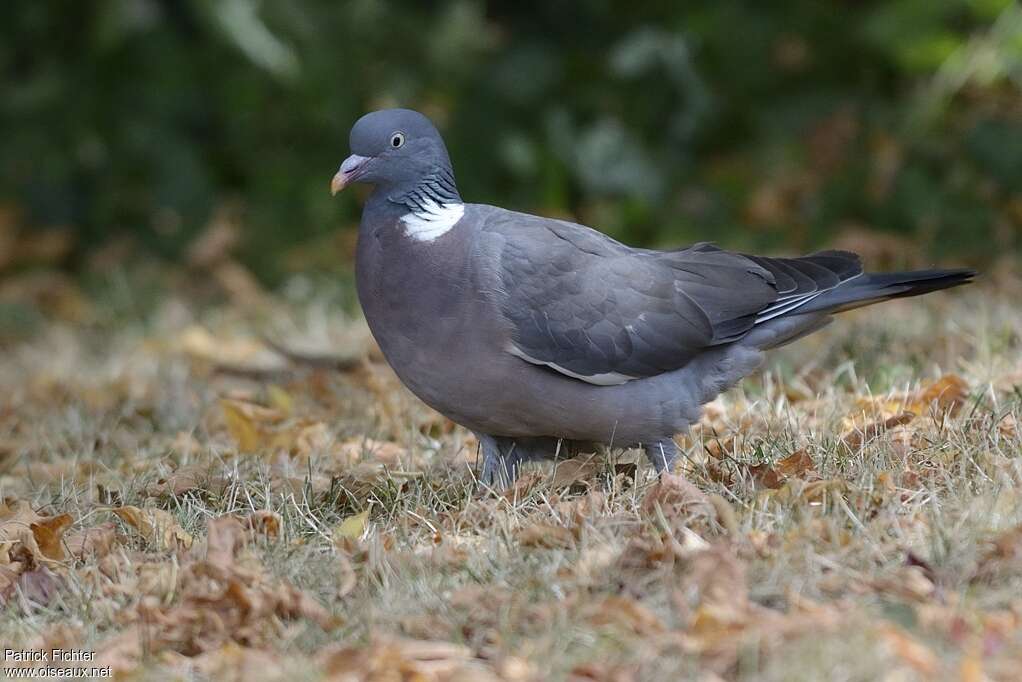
[[799, 267, 976, 315]]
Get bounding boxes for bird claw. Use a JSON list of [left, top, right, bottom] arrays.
[[644, 439, 679, 474]]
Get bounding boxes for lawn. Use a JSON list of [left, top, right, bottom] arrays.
[[1, 269, 1020, 681]]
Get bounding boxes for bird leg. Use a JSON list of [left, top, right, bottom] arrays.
[[476, 433, 524, 487], [643, 438, 679, 474]]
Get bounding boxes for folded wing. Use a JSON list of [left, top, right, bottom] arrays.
[[483, 211, 862, 385]]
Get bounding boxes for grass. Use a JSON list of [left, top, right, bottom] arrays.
[[0, 269, 1020, 681]]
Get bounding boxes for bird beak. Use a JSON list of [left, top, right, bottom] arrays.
[[330, 154, 371, 195]]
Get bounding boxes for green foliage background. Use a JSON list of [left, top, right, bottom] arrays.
[[3, 0, 1020, 281]]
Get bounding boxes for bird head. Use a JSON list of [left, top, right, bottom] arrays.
[[331, 109, 455, 197]]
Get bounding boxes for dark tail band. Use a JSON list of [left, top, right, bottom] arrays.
[[801, 268, 976, 315]]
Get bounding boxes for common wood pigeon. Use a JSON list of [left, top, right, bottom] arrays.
[[331, 108, 974, 484]]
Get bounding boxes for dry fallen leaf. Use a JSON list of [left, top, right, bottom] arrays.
[[179, 326, 285, 374], [63, 522, 120, 561], [30, 513, 72, 561], [776, 449, 815, 477], [336, 437, 407, 467], [501, 470, 545, 499], [0, 502, 74, 568], [748, 449, 817, 489], [112, 506, 193, 550], [844, 375, 969, 434], [221, 399, 268, 452], [516, 522, 577, 549], [640, 472, 718, 533], [586, 596, 666, 636], [221, 398, 335, 459], [549, 457, 601, 488], [244, 510, 281, 539], [334, 509, 370, 542], [145, 464, 226, 497], [912, 374, 969, 416], [842, 411, 916, 449]]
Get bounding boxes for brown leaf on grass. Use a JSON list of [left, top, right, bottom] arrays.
[[30, 513, 72, 561], [145, 464, 227, 497], [0, 499, 45, 534], [640, 473, 717, 532], [845, 375, 969, 434], [586, 596, 666, 636], [912, 374, 969, 416], [641, 473, 711, 516], [220, 398, 273, 452], [63, 521, 120, 561], [112, 506, 193, 550], [516, 522, 577, 549], [556, 490, 607, 521], [98, 513, 337, 669], [336, 437, 408, 467], [748, 449, 817, 490], [747, 463, 783, 489], [501, 470, 545, 499], [841, 411, 916, 450], [549, 457, 601, 488], [243, 510, 281, 539], [290, 420, 336, 457], [703, 435, 735, 459], [180, 326, 286, 375], [766, 478, 848, 505], [220, 398, 339, 460], [0, 502, 74, 567], [776, 449, 815, 477]]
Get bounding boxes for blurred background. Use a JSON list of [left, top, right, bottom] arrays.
[[1, 0, 1020, 321]]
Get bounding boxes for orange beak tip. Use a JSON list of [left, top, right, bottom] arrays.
[[330, 173, 346, 196]]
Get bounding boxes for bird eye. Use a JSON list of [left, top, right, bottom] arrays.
[[390, 132, 405, 148]]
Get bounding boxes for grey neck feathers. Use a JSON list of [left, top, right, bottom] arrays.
[[389, 166, 462, 211]]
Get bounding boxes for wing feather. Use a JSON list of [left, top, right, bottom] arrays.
[[479, 209, 863, 385]]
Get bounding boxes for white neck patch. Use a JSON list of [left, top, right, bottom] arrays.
[[400, 200, 465, 242]]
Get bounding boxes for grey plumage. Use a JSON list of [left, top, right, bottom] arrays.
[[332, 109, 975, 484]]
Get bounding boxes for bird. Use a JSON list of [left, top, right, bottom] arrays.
[[330, 108, 975, 485]]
